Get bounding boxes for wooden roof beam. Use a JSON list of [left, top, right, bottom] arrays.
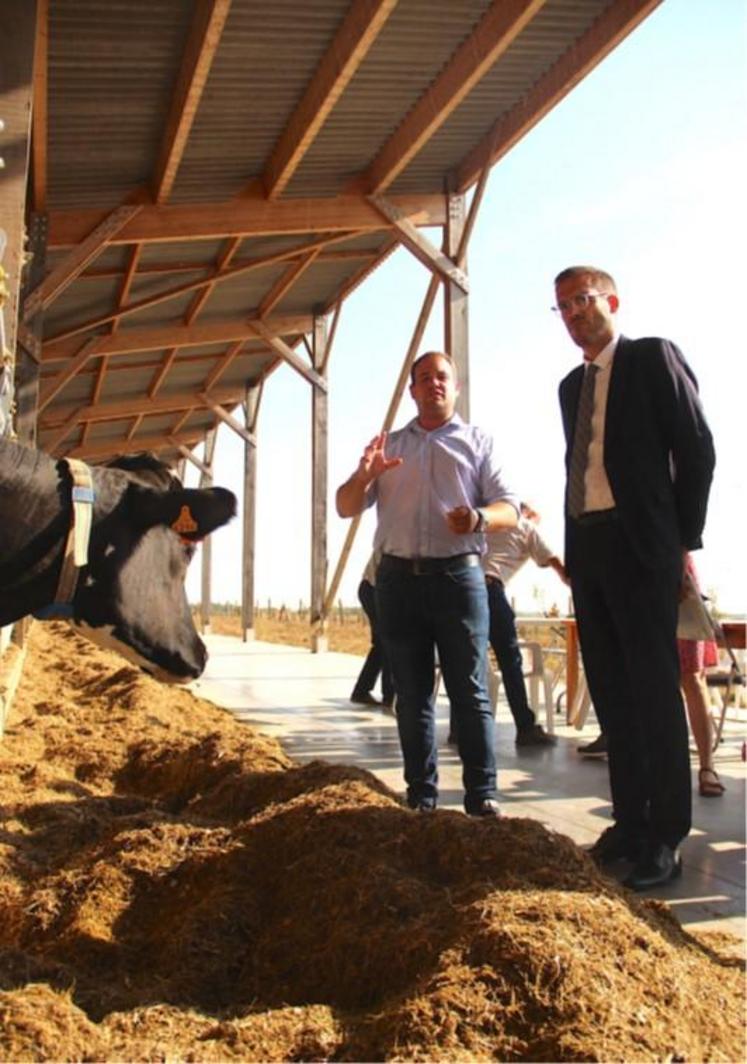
[[153, 0, 232, 204], [257, 247, 322, 318], [201, 396, 256, 446], [363, 0, 546, 193], [66, 430, 202, 462], [40, 384, 245, 428], [262, 0, 399, 199], [46, 193, 446, 248], [31, 0, 49, 213], [368, 194, 468, 292], [24, 204, 143, 319], [37, 337, 98, 413], [42, 313, 312, 364], [250, 324, 327, 391], [45, 231, 354, 345], [453, 0, 664, 192]]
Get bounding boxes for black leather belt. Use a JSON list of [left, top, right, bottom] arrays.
[[573, 508, 618, 526], [380, 552, 480, 576]]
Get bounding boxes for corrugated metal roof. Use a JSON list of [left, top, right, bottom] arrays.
[[29, 0, 661, 462]]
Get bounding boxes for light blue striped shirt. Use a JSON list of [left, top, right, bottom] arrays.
[[367, 415, 519, 558]]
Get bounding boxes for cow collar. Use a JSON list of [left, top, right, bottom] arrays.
[[34, 457, 95, 620]]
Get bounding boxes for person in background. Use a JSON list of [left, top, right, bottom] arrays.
[[555, 265, 715, 891], [350, 553, 395, 712], [336, 351, 519, 817], [678, 554, 724, 797], [483, 502, 567, 747]]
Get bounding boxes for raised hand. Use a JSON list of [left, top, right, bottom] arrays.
[[356, 432, 403, 486]]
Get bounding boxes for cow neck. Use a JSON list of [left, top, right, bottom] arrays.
[[34, 458, 95, 619]]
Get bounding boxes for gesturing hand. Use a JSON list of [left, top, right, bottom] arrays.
[[356, 432, 403, 485], [446, 505, 478, 535]]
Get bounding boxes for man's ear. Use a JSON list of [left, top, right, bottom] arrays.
[[609, 294, 620, 313]]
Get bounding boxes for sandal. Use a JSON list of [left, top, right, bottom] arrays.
[[698, 767, 726, 797]]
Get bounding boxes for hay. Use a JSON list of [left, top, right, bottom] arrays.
[[0, 623, 743, 1062]]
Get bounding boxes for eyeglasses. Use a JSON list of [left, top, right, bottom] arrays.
[[551, 291, 611, 315]]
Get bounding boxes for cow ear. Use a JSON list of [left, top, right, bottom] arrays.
[[135, 486, 237, 539]]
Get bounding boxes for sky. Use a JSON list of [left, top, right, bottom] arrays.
[[187, 0, 747, 617]]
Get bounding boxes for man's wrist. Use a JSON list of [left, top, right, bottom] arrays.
[[473, 507, 488, 533]]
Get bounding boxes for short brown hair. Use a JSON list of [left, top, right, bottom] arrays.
[[554, 266, 617, 293], [410, 351, 456, 384]]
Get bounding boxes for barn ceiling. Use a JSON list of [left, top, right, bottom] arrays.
[[13, 0, 662, 465]]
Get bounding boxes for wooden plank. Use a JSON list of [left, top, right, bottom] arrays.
[[258, 248, 321, 318], [263, 0, 399, 198], [368, 194, 469, 292], [47, 193, 448, 248], [250, 323, 328, 392], [174, 442, 212, 478], [66, 430, 202, 461], [37, 337, 98, 413], [310, 315, 328, 637], [364, 0, 546, 192], [31, 0, 48, 212], [198, 429, 218, 633], [0, 0, 38, 363], [42, 313, 313, 363], [24, 204, 143, 320], [153, 0, 232, 204], [202, 339, 244, 391], [40, 383, 244, 427], [241, 384, 261, 639], [453, 0, 664, 191], [200, 395, 256, 446], [46, 232, 342, 345], [444, 193, 469, 420]]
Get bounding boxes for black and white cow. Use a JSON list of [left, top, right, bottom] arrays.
[[0, 438, 236, 682]]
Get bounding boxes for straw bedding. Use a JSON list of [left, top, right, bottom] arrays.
[[0, 623, 743, 1062]]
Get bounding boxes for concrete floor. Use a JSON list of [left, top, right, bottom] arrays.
[[193, 633, 746, 945]]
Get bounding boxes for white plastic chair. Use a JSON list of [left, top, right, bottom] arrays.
[[487, 641, 556, 733]]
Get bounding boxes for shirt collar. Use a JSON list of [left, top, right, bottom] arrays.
[[407, 412, 464, 435], [584, 334, 618, 371]]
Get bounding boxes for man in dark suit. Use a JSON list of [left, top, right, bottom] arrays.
[[555, 265, 715, 890]]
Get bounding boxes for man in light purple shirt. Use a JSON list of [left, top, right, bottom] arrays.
[[336, 351, 518, 816]]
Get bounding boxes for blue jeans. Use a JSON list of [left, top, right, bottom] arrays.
[[352, 578, 395, 703], [376, 555, 495, 812], [486, 578, 536, 732]]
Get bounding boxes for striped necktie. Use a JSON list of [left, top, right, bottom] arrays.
[[567, 363, 599, 518]]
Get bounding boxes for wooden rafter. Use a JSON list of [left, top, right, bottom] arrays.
[[203, 339, 246, 391], [43, 314, 312, 364], [170, 409, 195, 436], [77, 247, 376, 281], [453, 0, 664, 192], [368, 195, 468, 292], [251, 324, 327, 391], [67, 430, 202, 462], [262, 0, 399, 198], [126, 414, 144, 442], [46, 231, 350, 345], [363, 0, 546, 193], [24, 204, 143, 319], [258, 248, 322, 318], [37, 338, 98, 413], [201, 396, 256, 446], [40, 384, 245, 428], [47, 193, 447, 248], [153, 0, 232, 204], [31, 0, 49, 213], [173, 441, 212, 477]]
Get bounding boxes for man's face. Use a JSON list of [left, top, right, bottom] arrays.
[[554, 273, 619, 357], [410, 354, 458, 425]]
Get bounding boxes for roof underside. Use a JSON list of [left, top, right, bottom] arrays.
[[23, 0, 662, 466]]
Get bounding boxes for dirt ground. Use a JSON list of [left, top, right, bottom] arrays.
[[0, 621, 744, 1062]]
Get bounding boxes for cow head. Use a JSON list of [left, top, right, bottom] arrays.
[[0, 441, 236, 684], [73, 470, 237, 683]]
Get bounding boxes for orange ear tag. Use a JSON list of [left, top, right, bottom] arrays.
[[171, 505, 199, 536]]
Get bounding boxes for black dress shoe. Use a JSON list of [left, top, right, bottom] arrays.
[[350, 692, 382, 706], [624, 843, 682, 891], [587, 825, 641, 866]]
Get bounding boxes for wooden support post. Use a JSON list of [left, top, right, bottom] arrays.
[[444, 192, 469, 420], [241, 384, 260, 641], [310, 315, 329, 653], [15, 212, 47, 444], [199, 429, 217, 634]]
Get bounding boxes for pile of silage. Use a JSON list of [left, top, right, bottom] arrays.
[[0, 623, 743, 1062]]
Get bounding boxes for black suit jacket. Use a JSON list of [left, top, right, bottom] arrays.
[[559, 335, 715, 575]]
